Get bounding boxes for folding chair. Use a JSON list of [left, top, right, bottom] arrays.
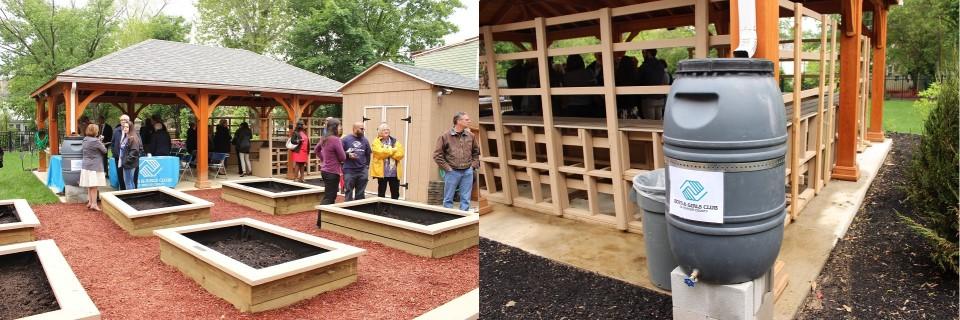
[[209, 152, 229, 179], [179, 153, 195, 179]]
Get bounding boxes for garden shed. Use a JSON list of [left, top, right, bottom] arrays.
[[338, 62, 479, 203]]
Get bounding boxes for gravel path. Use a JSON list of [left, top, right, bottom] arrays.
[[30, 188, 478, 319], [796, 133, 958, 320], [480, 238, 672, 319]]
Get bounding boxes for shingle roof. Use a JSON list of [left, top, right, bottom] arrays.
[[339, 61, 479, 91], [42, 39, 343, 97]]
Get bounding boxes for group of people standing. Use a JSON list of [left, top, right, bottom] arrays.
[[78, 113, 153, 211], [506, 49, 671, 119]]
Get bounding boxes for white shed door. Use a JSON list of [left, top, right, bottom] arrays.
[[362, 106, 411, 199]]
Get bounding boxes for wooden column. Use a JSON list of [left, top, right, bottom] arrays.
[[757, 0, 780, 79], [599, 8, 629, 230], [833, 0, 862, 181], [63, 85, 75, 135], [36, 98, 47, 172], [196, 94, 211, 188], [481, 26, 515, 204], [48, 96, 59, 155], [534, 17, 567, 215], [866, 7, 887, 142]]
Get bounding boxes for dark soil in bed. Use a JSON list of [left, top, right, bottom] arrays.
[[481, 238, 672, 319], [116, 191, 190, 211], [0, 251, 59, 319], [797, 133, 958, 320], [346, 202, 463, 225], [238, 181, 309, 193], [184, 225, 328, 269], [0, 205, 20, 224]]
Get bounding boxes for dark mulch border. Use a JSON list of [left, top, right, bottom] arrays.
[[797, 133, 959, 319], [480, 238, 672, 319]]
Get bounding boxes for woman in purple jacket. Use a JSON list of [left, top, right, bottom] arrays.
[[315, 118, 346, 207]]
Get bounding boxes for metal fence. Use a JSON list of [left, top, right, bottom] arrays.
[[885, 75, 932, 99], [0, 130, 40, 152]]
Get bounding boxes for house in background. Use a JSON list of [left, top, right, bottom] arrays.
[[412, 37, 479, 80]]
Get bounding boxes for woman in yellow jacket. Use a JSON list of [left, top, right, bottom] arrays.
[[370, 123, 404, 199]]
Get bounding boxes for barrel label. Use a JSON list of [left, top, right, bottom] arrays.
[[668, 165, 724, 223]]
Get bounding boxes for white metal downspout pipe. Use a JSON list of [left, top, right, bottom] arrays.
[[734, 0, 758, 58], [70, 82, 77, 134]]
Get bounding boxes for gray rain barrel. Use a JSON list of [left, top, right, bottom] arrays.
[[662, 58, 787, 285], [60, 136, 84, 187]]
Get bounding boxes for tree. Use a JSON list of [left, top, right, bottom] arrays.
[[285, 0, 462, 82], [0, 0, 122, 118], [195, 0, 290, 54], [887, 0, 959, 80], [117, 14, 190, 48]]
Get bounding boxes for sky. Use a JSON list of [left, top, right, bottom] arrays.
[[158, 0, 478, 45]]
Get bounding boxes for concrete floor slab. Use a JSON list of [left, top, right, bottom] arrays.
[[480, 139, 893, 319]]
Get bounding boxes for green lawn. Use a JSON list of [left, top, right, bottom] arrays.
[[882, 99, 928, 134], [0, 152, 60, 205]]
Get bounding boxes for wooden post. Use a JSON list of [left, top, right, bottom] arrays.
[[481, 26, 515, 204], [813, 16, 830, 194], [534, 17, 567, 215], [599, 8, 629, 230], [694, 0, 709, 58], [824, 18, 839, 183], [36, 98, 48, 172], [756, 0, 780, 80], [729, 0, 739, 58], [833, 0, 862, 181], [48, 96, 59, 156], [196, 94, 211, 188], [789, 3, 803, 219], [866, 7, 887, 142]]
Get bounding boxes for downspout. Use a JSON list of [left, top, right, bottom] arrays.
[[70, 82, 77, 134], [733, 0, 757, 58]]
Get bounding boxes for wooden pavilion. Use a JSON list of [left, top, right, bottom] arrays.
[[478, 0, 897, 233], [31, 39, 343, 188]]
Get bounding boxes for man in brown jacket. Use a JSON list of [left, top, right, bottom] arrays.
[[434, 112, 480, 211]]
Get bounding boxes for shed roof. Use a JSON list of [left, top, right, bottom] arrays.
[[339, 61, 479, 92], [32, 39, 343, 98]]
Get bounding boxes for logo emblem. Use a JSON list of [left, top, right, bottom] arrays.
[[680, 180, 708, 202], [140, 159, 162, 177]]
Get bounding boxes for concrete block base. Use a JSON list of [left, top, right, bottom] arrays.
[[670, 267, 774, 320]]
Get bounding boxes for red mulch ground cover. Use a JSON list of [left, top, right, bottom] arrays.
[[30, 189, 478, 319]]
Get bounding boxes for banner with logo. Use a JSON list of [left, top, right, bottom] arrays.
[[668, 165, 724, 223], [137, 156, 180, 188]]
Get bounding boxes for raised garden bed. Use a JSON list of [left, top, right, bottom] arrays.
[[0, 240, 100, 320], [154, 218, 365, 312], [0, 199, 40, 245], [221, 178, 325, 215], [101, 187, 213, 237], [317, 198, 479, 258]]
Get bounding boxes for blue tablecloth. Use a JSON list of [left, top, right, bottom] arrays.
[[109, 156, 180, 189], [46, 155, 64, 193]]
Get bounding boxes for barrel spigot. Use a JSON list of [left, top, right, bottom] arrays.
[[684, 269, 700, 287]]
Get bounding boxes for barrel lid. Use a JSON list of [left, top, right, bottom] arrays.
[[676, 58, 773, 74]]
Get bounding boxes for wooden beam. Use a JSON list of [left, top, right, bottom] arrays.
[[813, 16, 830, 194], [75, 90, 105, 120], [48, 96, 59, 156], [866, 8, 887, 142], [757, 0, 781, 80], [534, 17, 567, 215], [789, 3, 803, 219], [176, 93, 200, 116], [694, 0, 709, 58], [833, 0, 862, 181]]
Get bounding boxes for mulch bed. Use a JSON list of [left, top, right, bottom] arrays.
[[0, 251, 59, 319], [347, 202, 464, 225], [0, 204, 20, 224], [29, 188, 477, 319], [480, 238, 672, 319], [797, 133, 959, 319]]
